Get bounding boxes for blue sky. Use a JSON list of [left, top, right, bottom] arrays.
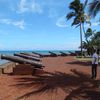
[[0, 0, 99, 50]]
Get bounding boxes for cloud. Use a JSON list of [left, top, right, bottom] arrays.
[[43, 0, 67, 18], [56, 16, 68, 28], [12, 20, 25, 29], [92, 22, 100, 26], [0, 19, 25, 29], [18, 0, 43, 14], [84, 21, 99, 28]]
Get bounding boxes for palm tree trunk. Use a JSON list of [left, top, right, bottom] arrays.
[[80, 23, 83, 57], [82, 23, 86, 35]]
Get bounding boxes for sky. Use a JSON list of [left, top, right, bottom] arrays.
[[0, 0, 99, 50]]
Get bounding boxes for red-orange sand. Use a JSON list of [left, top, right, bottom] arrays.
[[0, 56, 100, 100]]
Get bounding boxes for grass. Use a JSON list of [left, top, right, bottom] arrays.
[[76, 56, 100, 62]]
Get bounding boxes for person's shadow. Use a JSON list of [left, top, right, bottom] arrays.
[[13, 69, 100, 100]]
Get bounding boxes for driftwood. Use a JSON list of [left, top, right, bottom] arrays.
[[1, 55, 44, 68], [20, 52, 41, 58], [14, 53, 41, 62]]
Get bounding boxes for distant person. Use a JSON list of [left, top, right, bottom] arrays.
[[91, 49, 99, 79]]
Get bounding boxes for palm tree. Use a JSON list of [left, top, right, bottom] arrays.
[[91, 31, 100, 50], [84, 28, 93, 42], [83, 28, 100, 55], [82, 28, 94, 55], [66, 0, 88, 57], [89, 0, 100, 17]]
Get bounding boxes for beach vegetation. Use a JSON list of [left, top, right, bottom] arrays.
[[66, 0, 88, 57], [76, 56, 100, 62], [82, 27, 100, 55], [67, 0, 100, 57]]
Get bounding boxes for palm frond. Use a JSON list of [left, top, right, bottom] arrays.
[[75, 23, 80, 28], [89, 0, 100, 17], [66, 12, 76, 20], [83, 0, 88, 9], [72, 16, 80, 26], [69, 0, 81, 13]]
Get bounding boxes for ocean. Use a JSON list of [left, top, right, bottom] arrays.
[[0, 50, 75, 66]]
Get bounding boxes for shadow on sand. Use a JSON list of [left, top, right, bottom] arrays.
[[13, 69, 100, 100], [66, 61, 91, 66]]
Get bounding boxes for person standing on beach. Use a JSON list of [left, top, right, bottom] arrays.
[[91, 49, 99, 79]]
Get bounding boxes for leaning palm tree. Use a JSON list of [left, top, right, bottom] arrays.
[[89, 0, 100, 17], [66, 0, 88, 57]]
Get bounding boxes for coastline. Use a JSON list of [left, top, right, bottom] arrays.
[[0, 50, 77, 65]]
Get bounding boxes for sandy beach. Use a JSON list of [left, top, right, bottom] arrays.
[[0, 56, 100, 100]]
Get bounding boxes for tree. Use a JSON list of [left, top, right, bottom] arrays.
[[82, 28, 94, 55], [66, 0, 88, 57], [89, 0, 100, 17], [91, 31, 100, 51], [83, 28, 100, 55]]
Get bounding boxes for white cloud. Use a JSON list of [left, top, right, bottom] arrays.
[[84, 21, 99, 28], [18, 0, 43, 14], [12, 20, 25, 29], [92, 22, 100, 26], [56, 16, 68, 28], [0, 19, 25, 29], [18, 0, 28, 13]]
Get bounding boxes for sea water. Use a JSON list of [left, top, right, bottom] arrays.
[[0, 50, 75, 66]]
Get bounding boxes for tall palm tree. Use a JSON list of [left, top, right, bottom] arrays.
[[89, 0, 100, 17], [66, 0, 88, 57]]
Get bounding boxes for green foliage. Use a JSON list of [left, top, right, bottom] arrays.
[[89, 0, 100, 17], [66, 0, 85, 26], [66, 0, 100, 56], [83, 28, 100, 55], [85, 28, 93, 41]]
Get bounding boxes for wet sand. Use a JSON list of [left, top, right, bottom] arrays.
[[0, 56, 100, 100]]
